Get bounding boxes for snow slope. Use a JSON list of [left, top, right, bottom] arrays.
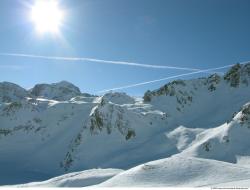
[[181, 103, 250, 164], [213, 178, 250, 187], [98, 101, 250, 187], [14, 169, 122, 187], [0, 63, 250, 186], [144, 63, 250, 129], [97, 156, 250, 187]]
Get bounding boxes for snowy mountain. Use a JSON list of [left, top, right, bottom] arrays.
[[0, 82, 29, 102], [29, 81, 91, 101], [143, 63, 250, 129], [1, 62, 250, 187]]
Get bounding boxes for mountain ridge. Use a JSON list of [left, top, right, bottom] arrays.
[[0, 62, 250, 186]]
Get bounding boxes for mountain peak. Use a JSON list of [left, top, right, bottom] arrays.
[[224, 62, 250, 87], [101, 92, 135, 105], [143, 63, 250, 102], [30, 81, 81, 101], [0, 81, 29, 102], [53, 81, 80, 90], [1, 62, 250, 186]]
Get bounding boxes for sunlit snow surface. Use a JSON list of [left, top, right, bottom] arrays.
[[1, 64, 250, 187]]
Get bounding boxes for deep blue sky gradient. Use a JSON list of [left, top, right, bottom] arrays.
[[0, 0, 250, 95]]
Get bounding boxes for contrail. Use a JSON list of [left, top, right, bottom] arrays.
[[97, 64, 235, 93], [0, 52, 204, 71], [0, 64, 25, 70]]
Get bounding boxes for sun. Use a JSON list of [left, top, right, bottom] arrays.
[[31, 0, 64, 34]]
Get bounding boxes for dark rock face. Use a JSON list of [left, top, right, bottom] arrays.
[[239, 103, 250, 127], [224, 63, 241, 87], [224, 63, 250, 87]]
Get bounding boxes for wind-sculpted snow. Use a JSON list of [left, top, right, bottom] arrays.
[[0, 63, 250, 186], [181, 102, 250, 164], [97, 156, 250, 187], [14, 169, 123, 187], [167, 126, 205, 151]]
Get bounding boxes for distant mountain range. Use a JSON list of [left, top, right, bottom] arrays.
[[1, 62, 250, 187]]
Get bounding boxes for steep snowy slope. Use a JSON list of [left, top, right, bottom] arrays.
[[0, 92, 174, 185], [143, 63, 250, 129], [181, 102, 250, 164], [0, 98, 96, 184], [167, 126, 205, 151], [60, 95, 176, 171], [0, 63, 250, 186], [97, 156, 250, 187]]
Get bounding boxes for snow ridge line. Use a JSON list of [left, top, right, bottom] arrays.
[[97, 64, 238, 93]]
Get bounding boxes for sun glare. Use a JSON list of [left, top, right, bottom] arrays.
[[31, 0, 64, 34]]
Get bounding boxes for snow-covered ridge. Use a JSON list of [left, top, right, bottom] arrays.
[[97, 156, 250, 187], [99, 92, 135, 105], [0, 63, 250, 187], [141, 63, 250, 129], [0, 82, 29, 102], [143, 62, 250, 103], [0, 81, 92, 102], [30, 81, 82, 101]]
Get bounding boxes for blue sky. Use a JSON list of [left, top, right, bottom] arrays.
[[0, 0, 250, 96]]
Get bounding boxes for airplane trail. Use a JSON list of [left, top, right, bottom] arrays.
[[0, 53, 206, 71], [97, 64, 235, 93]]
